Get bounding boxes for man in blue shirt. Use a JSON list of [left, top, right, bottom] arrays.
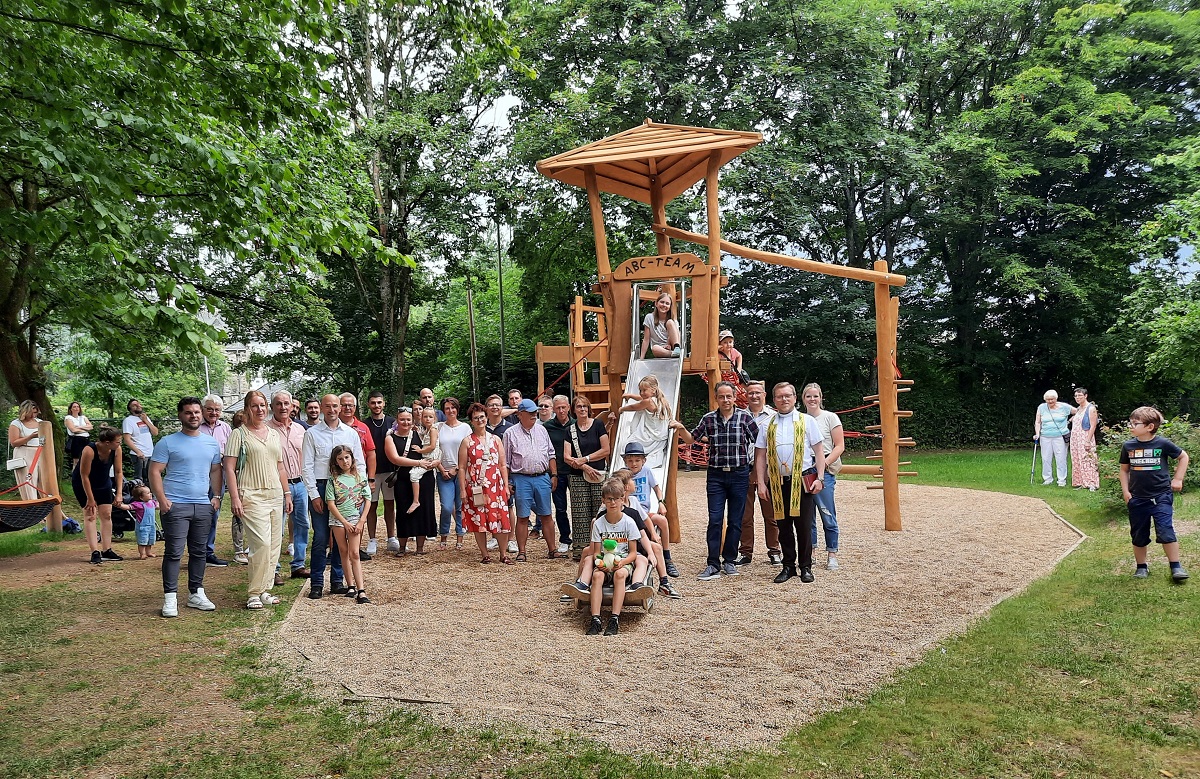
[[149, 396, 223, 618]]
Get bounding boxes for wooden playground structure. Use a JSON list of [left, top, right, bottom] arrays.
[[534, 120, 914, 535]]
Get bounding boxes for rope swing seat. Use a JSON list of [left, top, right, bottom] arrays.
[[0, 446, 61, 533]]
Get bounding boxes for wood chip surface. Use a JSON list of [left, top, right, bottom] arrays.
[[276, 474, 1084, 752]]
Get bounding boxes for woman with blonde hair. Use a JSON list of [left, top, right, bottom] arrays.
[[7, 400, 43, 500], [223, 390, 292, 609], [802, 383, 844, 571]]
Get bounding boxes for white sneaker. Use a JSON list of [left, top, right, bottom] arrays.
[[486, 537, 499, 551], [366, 538, 378, 556], [827, 555, 840, 571], [386, 537, 400, 553], [556, 542, 570, 554], [507, 540, 519, 554], [161, 592, 178, 618], [186, 588, 216, 611], [234, 552, 249, 565]]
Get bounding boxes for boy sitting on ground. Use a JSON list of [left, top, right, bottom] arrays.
[[620, 442, 680, 579], [561, 478, 648, 635]]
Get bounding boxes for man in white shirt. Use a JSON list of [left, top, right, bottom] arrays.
[[199, 394, 236, 567], [755, 382, 825, 584], [121, 398, 159, 482], [736, 381, 781, 567], [301, 394, 366, 599]]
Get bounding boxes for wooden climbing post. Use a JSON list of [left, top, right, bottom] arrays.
[[874, 261, 902, 531]]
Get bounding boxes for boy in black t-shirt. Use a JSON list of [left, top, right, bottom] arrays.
[[1118, 406, 1190, 581]]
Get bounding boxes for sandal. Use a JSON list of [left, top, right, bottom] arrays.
[[246, 596, 263, 610], [356, 591, 371, 604], [260, 592, 281, 606], [515, 553, 527, 563], [501, 556, 515, 565], [455, 539, 465, 551], [480, 556, 492, 564], [344, 587, 358, 598], [438, 540, 448, 551], [548, 550, 568, 559]]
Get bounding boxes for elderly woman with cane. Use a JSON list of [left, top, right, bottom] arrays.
[[1033, 390, 1073, 487]]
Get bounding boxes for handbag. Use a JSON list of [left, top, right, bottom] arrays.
[[385, 432, 414, 488], [470, 485, 486, 507], [6, 456, 26, 471], [569, 424, 604, 483]]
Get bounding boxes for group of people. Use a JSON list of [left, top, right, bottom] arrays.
[[1033, 387, 1100, 490]]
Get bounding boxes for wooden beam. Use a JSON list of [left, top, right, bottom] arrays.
[[584, 167, 610, 279], [705, 151, 723, 404], [650, 174, 671, 256], [653, 223, 906, 286], [875, 265, 902, 531]]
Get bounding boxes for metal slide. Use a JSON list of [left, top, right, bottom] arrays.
[[605, 351, 684, 511]]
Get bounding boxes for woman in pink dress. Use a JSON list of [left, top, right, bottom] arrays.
[[457, 403, 512, 564], [1070, 387, 1100, 491]]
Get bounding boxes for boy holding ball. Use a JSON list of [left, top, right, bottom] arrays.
[[1119, 406, 1189, 581]]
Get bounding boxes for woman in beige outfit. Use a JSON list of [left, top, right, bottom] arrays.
[[223, 391, 292, 609]]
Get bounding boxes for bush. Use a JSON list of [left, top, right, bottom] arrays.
[[1096, 415, 1200, 507]]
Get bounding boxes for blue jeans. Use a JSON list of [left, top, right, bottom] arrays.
[[810, 472, 839, 552], [552, 467, 571, 544], [437, 471, 464, 537], [705, 465, 750, 569], [287, 480, 309, 571], [309, 479, 343, 589]]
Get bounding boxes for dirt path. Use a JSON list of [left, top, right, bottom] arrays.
[[276, 475, 1084, 752]]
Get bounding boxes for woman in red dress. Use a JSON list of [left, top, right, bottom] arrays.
[[457, 403, 512, 564]]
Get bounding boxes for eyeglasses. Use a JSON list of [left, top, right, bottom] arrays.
[[538, 404, 551, 409]]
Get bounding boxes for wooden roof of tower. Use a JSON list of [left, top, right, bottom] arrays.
[[535, 120, 762, 204]]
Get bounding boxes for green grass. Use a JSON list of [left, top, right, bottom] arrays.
[[0, 485, 83, 558], [1, 449, 1197, 778]]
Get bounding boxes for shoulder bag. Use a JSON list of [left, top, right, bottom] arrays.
[[570, 424, 604, 484]]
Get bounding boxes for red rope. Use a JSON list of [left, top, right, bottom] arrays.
[[0, 445, 55, 498], [833, 402, 877, 415], [544, 337, 609, 394]]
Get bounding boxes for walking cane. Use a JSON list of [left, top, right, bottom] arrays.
[[1029, 437, 1039, 485]]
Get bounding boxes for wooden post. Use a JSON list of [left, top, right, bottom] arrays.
[[650, 167, 672, 257], [705, 152, 723, 406], [584, 166, 610, 279], [37, 420, 63, 532], [874, 261, 902, 531]]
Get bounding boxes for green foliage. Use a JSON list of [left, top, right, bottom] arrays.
[[1096, 415, 1200, 505]]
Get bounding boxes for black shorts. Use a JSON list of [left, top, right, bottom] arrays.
[[72, 480, 114, 508]]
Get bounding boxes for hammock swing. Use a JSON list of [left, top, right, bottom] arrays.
[[1, 445, 61, 533]]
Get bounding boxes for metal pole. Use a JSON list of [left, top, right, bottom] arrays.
[[497, 215, 506, 388], [466, 275, 479, 402], [203, 355, 211, 396]]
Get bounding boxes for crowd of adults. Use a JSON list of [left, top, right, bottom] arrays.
[[8, 371, 858, 614]]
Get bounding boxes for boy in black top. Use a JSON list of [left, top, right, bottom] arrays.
[[1118, 406, 1189, 581]]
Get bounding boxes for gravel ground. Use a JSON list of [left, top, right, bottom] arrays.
[[276, 473, 1084, 753]]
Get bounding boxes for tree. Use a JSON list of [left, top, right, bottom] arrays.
[[0, 0, 393, 419]]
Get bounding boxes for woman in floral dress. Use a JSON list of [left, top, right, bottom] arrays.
[[457, 402, 512, 564]]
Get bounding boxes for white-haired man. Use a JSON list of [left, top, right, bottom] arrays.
[[200, 393, 236, 567]]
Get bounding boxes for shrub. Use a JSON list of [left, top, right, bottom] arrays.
[[1096, 415, 1200, 507]]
